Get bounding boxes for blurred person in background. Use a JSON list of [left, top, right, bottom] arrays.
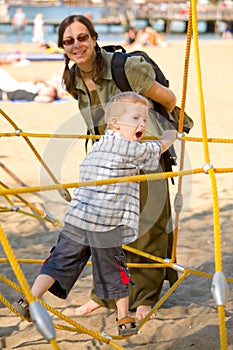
[[11, 7, 27, 43], [32, 13, 45, 44]]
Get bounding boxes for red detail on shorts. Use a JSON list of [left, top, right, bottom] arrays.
[[40, 246, 55, 270], [119, 266, 130, 285], [114, 258, 130, 285], [41, 256, 50, 269]]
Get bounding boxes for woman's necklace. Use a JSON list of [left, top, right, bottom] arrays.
[[80, 66, 96, 78], [80, 68, 96, 91]]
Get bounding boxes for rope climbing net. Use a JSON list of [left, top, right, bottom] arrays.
[[0, 1, 233, 349]]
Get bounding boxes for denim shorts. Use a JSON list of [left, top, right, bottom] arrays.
[[40, 223, 129, 300]]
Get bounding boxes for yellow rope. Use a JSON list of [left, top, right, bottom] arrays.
[[0, 130, 101, 140], [1, 166, 232, 200], [171, 5, 193, 262], [49, 339, 60, 350], [0, 225, 34, 306], [178, 4, 192, 134], [0, 180, 63, 226], [0, 108, 71, 202], [218, 305, 228, 350], [209, 170, 222, 273], [0, 168, 206, 196], [1, 130, 233, 144], [191, 0, 210, 165], [191, 0, 227, 348], [185, 136, 233, 143], [215, 168, 233, 173]]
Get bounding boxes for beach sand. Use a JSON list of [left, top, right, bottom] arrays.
[[0, 39, 233, 349]]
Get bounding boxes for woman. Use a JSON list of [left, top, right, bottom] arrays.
[[57, 14, 177, 321]]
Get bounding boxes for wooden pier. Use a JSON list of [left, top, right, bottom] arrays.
[[0, 3, 232, 35]]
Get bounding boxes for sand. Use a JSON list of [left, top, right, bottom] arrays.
[[0, 38, 233, 350]]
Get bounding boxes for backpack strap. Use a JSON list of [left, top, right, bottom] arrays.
[[111, 51, 132, 92], [111, 51, 170, 121], [102, 44, 126, 53]]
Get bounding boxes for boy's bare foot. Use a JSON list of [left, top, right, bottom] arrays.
[[136, 305, 156, 321], [63, 300, 101, 317]]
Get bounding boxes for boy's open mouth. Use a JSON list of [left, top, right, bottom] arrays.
[[135, 131, 143, 140]]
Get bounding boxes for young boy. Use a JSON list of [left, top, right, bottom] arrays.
[[13, 91, 176, 335]]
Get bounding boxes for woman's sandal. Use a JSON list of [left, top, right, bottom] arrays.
[[12, 298, 32, 321], [117, 317, 138, 336]]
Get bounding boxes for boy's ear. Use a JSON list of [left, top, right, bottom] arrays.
[[111, 117, 120, 129]]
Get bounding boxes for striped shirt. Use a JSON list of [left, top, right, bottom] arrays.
[[64, 130, 161, 244]]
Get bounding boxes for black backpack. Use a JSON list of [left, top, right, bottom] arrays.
[[102, 45, 194, 182], [102, 44, 193, 134]]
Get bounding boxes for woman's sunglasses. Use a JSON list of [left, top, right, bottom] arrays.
[[62, 33, 92, 46]]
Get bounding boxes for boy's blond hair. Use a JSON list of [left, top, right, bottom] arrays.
[[104, 92, 149, 127]]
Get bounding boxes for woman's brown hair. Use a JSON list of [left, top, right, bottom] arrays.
[[57, 14, 105, 98]]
